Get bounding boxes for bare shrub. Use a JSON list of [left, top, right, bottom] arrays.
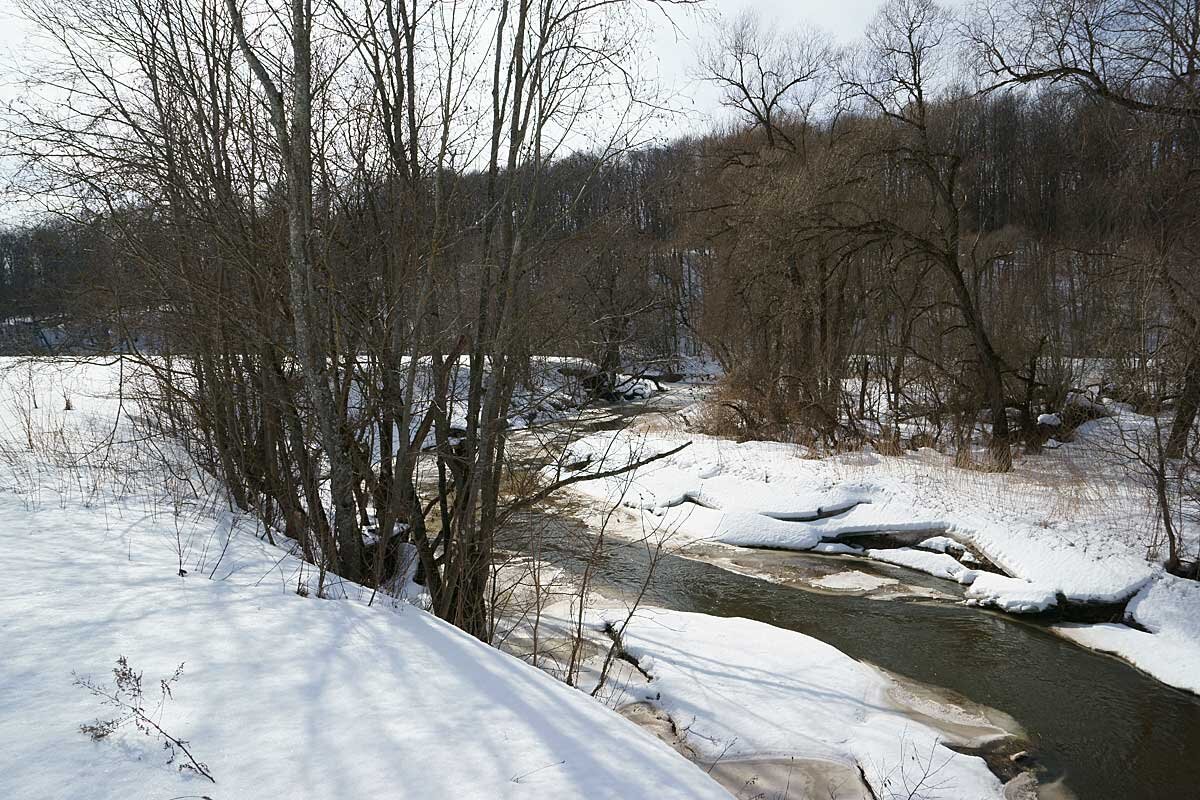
[[74, 656, 215, 783]]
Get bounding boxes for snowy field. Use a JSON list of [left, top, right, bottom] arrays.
[[561, 386, 1200, 695], [0, 359, 729, 799]]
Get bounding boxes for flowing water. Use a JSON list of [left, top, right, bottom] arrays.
[[526, 517, 1200, 800]]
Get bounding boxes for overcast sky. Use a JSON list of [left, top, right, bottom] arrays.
[[0, 2, 25, 84], [0, 0, 919, 110], [649, 0, 894, 81]]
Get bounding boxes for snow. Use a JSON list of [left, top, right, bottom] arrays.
[[812, 570, 899, 591], [560, 389, 1200, 694], [865, 547, 979, 584], [616, 375, 659, 400], [744, 501, 947, 542], [714, 509, 826, 549], [1054, 575, 1200, 694], [812, 541, 864, 555], [593, 608, 1007, 800], [1127, 573, 1200, 639], [1065, 391, 1107, 415], [5, 352, 1200, 800], [965, 573, 1058, 613], [0, 359, 729, 800], [917, 534, 962, 553], [0, 527, 728, 799], [380, 540, 426, 604], [1053, 622, 1200, 695], [692, 474, 859, 519], [564, 429, 1165, 604]]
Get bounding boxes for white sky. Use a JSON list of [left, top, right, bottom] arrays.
[[0, 0, 31, 100], [0, 0, 916, 114]]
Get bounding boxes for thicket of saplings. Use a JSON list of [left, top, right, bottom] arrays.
[[2, 0, 1197, 619]]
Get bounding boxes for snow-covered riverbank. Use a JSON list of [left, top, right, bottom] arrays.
[[562, 388, 1200, 695], [0, 359, 731, 798], [507, 602, 1025, 800], [0, 484, 736, 799]]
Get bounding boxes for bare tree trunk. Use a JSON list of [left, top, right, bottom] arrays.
[[1166, 348, 1200, 460], [227, 0, 362, 579]]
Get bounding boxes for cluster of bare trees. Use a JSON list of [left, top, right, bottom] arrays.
[[3, 0, 696, 638], [670, 0, 1200, 481]]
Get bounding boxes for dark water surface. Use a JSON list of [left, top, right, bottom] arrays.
[[528, 519, 1200, 800]]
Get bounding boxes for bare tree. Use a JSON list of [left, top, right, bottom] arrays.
[[970, 0, 1200, 120], [225, 0, 365, 579], [696, 9, 830, 150], [839, 0, 1017, 468]]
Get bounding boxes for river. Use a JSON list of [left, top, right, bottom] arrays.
[[520, 510, 1200, 800]]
